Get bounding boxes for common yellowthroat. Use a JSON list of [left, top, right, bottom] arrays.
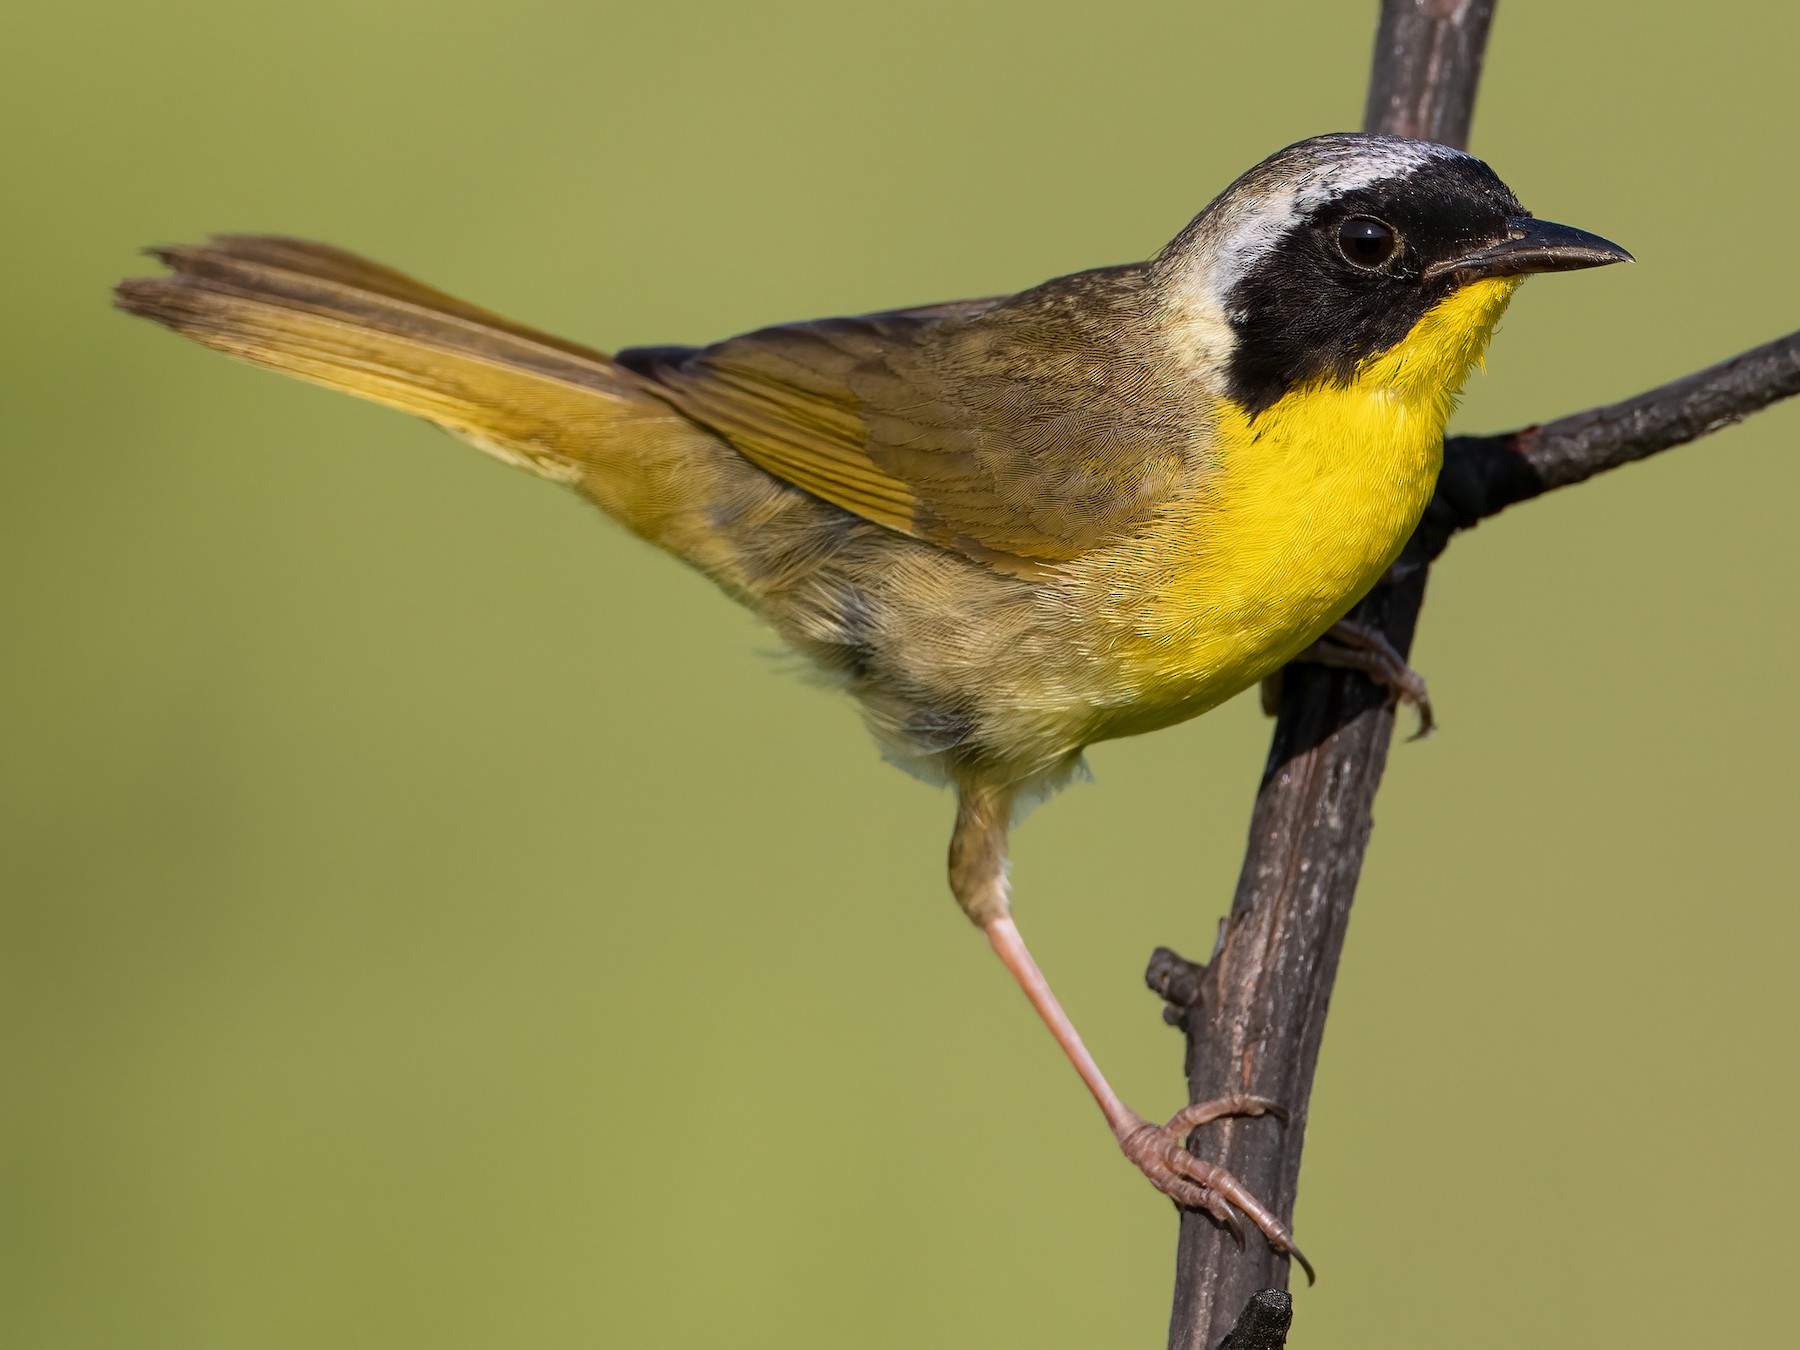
[[116, 132, 1629, 1277]]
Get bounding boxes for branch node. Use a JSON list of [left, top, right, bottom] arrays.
[[1216, 1289, 1293, 1350], [1145, 945, 1207, 1022]]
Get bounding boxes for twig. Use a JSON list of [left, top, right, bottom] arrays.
[[1422, 329, 1800, 557]]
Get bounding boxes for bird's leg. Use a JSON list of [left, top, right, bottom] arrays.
[[948, 784, 1312, 1282], [1288, 618, 1435, 739]]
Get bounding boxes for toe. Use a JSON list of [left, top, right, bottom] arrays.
[[1164, 1094, 1286, 1135]]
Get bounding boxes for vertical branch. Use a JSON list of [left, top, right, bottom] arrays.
[[1364, 0, 1497, 146], [1159, 4, 1495, 1347]]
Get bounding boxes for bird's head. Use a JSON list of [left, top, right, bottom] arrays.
[[1154, 133, 1631, 415]]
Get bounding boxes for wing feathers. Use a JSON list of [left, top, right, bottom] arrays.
[[635, 261, 1199, 568]]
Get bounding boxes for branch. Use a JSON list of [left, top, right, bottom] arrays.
[[1158, 4, 1800, 1346], [1421, 329, 1800, 557], [1159, 4, 1488, 1346], [1158, 341, 1800, 1349], [1362, 0, 1496, 147]]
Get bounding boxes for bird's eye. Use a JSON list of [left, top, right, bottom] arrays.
[[1337, 216, 1398, 269]]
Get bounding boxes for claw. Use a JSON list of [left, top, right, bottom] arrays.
[[1115, 1099, 1313, 1282], [1300, 619, 1435, 740]]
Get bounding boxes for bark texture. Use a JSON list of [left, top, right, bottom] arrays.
[[1362, 0, 1496, 147]]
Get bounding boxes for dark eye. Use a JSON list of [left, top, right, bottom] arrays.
[[1337, 216, 1398, 269]]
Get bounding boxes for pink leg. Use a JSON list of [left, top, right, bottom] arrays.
[[985, 916, 1136, 1133], [983, 915, 1313, 1283]]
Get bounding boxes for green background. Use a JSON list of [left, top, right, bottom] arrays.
[[5, 2, 1797, 1346]]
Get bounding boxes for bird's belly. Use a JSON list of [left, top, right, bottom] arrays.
[[1084, 386, 1446, 737]]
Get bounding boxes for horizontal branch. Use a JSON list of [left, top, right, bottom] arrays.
[[1421, 328, 1800, 559]]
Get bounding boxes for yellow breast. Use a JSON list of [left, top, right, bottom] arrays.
[[1084, 277, 1520, 733]]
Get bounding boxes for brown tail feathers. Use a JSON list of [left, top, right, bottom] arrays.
[[113, 235, 657, 488]]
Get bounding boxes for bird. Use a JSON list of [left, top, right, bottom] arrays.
[[115, 132, 1629, 1280]]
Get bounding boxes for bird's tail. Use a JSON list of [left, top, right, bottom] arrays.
[[114, 234, 665, 488], [113, 235, 779, 578]]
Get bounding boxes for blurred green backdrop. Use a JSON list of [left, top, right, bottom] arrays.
[[4, 2, 1797, 1346]]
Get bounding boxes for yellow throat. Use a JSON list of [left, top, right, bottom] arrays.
[[1104, 276, 1521, 720]]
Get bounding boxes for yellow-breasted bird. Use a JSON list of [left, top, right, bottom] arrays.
[[116, 132, 1629, 1278]]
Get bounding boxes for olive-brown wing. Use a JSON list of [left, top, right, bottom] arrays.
[[636, 269, 1201, 569]]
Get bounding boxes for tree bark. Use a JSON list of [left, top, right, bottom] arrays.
[[1155, 3, 1800, 1347], [1362, 0, 1496, 147]]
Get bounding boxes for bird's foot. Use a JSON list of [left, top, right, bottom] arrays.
[[1115, 1096, 1314, 1284], [1302, 619, 1435, 740]]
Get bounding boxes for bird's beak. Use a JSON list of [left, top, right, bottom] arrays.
[[1424, 218, 1634, 283]]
